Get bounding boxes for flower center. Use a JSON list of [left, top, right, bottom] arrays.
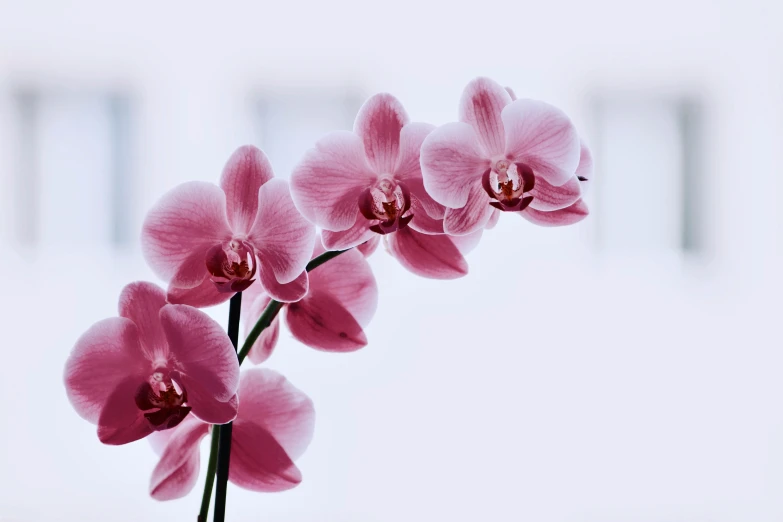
[[134, 370, 190, 431], [205, 239, 257, 292], [358, 178, 413, 235], [482, 161, 536, 212]]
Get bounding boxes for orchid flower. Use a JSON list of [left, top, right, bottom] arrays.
[[147, 369, 315, 500], [241, 241, 379, 363], [142, 146, 316, 306], [290, 93, 478, 279], [63, 282, 240, 445], [420, 77, 590, 235]]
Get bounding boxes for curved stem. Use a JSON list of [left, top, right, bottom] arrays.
[[197, 247, 351, 521], [197, 427, 220, 522], [212, 292, 242, 522]]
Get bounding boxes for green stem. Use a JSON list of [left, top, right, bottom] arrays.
[[237, 248, 350, 365], [197, 247, 351, 520], [197, 427, 220, 522]]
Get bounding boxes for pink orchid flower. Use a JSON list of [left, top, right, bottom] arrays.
[[64, 282, 240, 445], [142, 146, 316, 307], [147, 368, 315, 500], [420, 77, 590, 235], [241, 241, 379, 363], [290, 93, 477, 279]]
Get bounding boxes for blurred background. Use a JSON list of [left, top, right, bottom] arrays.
[[1, 1, 782, 520]]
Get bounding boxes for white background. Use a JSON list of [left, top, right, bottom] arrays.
[[1, 0, 782, 520]]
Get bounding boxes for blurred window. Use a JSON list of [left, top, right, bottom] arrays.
[[593, 97, 704, 254], [12, 89, 133, 248], [252, 88, 362, 178]]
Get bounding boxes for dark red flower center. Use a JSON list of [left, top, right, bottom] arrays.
[[358, 178, 413, 235], [134, 371, 190, 431], [205, 239, 257, 293], [482, 161, 536, 212]]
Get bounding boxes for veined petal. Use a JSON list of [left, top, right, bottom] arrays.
[[308, 248, 378, 327], [485, 208, 500, 229], [160, 305, 240, 405], [529, 175, 582, 211], [408, 196, 445, 235], [117, 282, 168, 365], [258, 264, 308, 303], [502, 99, 580, 186], [242, 292, 281, 365], [357, 236, 380, 257], [97, 375, 154, 445], [459, 77, 513, 156], [321, 213, 375, 251], [420, 122, 490, 208], [285, 291, 367, 352], [443, 181, 494, 236], [290, 131, 377, 230], [403, 177, 445, 220], [64, 318, 147, 425], [235, 369, 315, 462], [393, 122, 435, 182], [141, 181, 232, 284], [354, 93, 409, 174], [230, 423, 302, 492], [386, 228, 469, 279], [149, 417, 210, 501], [250, 179, 316, 285], [167, 278, 233, 309], [451, 228, 483, 255], [522, 199, 589, 227], [575, 141, 594, 194], [220, 145, 275, 235]]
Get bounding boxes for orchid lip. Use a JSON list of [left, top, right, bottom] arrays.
[[206, 239, 257, 292], [359, 179, 413, 235], [482, 162, 536, 212], [134, 370, 191, 431]]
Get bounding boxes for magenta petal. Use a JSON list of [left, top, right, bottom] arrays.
[[159, 305, 240, 406], [408, 196, 445, 234], [522, 199, 589, 227], [235, 369, 315, 462], [249, 178, 315, 285], [404, 177, 446, 220], [285, 291, 367, 352], [502, 99, 581, 186], [243, 293, 281, 365], [485, 208, 500, 229], [97, 375, 154, 445], [117, 283, 168, 361], [393, 121, 435, 182], [354, 93, 409, 174], [459, 77, 513, 156], [321, 213, 375, 250], [167, 278, 233, 308], [443, 181, 494, 236], [505, 86, 517, 101], [420, 122, 490, 208], [64, 318, 147, 424], [357, 236, 380, 257], [529, 175, 582, 211], [149, 416, 210, 501], [141, 181, 232, 285], [386, 227, 469, 279], [290, 131, 377, 230], [258, 263, 309, 303], [230, 422, 302, 492], [220, 145, 275, 235], [575, 141, 594, 194], [451, 228, 483, 255], [308, 248, 378, 327]]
